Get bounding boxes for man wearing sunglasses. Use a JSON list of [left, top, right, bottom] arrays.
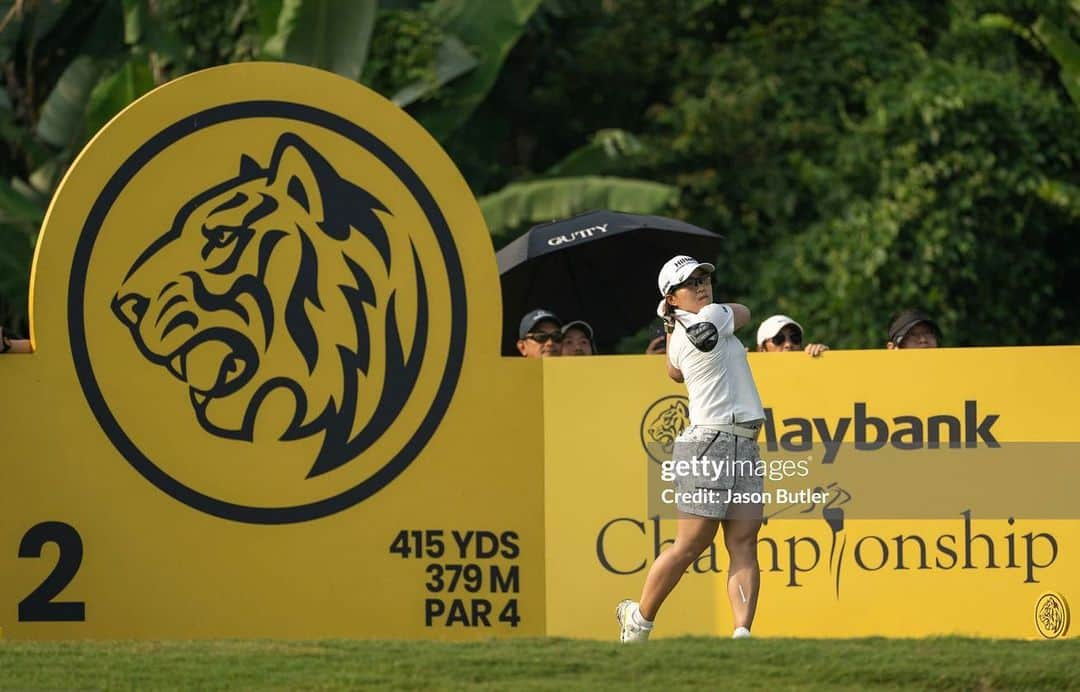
[[516, 308, 564, 358], [756, 315, 829, 357]]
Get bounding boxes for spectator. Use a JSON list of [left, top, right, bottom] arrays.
[[516, 308, 564, 358], [756, 314, 829, 357], [561, 320, 595, 356], [645, 324, 667, 355], [0, 326, 30, 354], [886, 308, 941, 349]]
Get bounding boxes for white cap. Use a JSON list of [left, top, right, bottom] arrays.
[[657, 255, 716, 296], [561, 319, 595, 343], [756, 314, 803, 346]]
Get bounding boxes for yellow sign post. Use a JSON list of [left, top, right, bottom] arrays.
[[1, 63, 545, 639]]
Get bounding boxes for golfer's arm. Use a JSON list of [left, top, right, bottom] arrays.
[[727, 303, 750, 330], [665, 334, 683, 382]]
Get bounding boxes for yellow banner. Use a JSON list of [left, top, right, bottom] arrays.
[[543, 351, 1077, 640]]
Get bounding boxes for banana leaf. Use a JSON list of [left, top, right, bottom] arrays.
[[479, 176, 679, 239]]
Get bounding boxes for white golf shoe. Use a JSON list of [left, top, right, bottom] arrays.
[[615, 599, 651, 643]]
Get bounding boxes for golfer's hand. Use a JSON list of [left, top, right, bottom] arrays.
[[656, 300, 676, 333], [804, 343, 829, 357]]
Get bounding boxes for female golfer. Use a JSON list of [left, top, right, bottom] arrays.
[[617, 254, 765, 642]]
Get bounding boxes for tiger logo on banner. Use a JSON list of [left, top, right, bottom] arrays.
[[640, 395, 690, 463], [67, 84, 467, 524], [1035, 592, 1070, 639], [111, 132, 428, 479]]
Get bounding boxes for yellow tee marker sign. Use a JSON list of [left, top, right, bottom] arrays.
[[2, 63, 545, 639]]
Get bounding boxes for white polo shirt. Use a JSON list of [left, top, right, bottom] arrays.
[[667, 303, 764, 426]]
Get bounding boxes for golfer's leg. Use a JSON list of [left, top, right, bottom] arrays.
[[638, 514, 719, 621], [721, 501, 763, 630]]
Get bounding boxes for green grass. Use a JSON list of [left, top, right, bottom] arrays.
[[0, 637, 1078, 690]]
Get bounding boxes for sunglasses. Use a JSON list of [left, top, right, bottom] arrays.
[[771, 330, 803, 346], [528, 331, 564, 344], [674, 273, 712, 291]]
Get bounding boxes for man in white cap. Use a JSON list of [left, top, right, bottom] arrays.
[[756, 315, 829, 357]]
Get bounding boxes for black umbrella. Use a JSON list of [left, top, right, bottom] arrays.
[[497, 210, 723, 355]]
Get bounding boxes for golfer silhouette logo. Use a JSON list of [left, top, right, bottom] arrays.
[[69, 96, 467, 524]]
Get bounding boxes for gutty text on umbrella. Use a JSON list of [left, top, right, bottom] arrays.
[[546, 224, 609, 246]]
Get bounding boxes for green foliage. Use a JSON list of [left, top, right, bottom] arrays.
[[758, 59, 1080, 347], [150, 0, 261, 71], [362, 9, 446, 98], [479, 176, 679, 242], [477, 127, 671, 241], [484, 0, 1080, 349], [544, 129, 646, 177], [979, 8, 1080, 107], [83, 55, 154, 137], [1, 0, 1079, 352], [1031, 16, 1080, 102], [388, 35, 476, 107], [409, 0, 543, 141], [639, 1, 941, 292], [0, 0, 480, 336], [35, 55, 104, 149], [0, 0, 129, 335], [262, 0, 377, 80]]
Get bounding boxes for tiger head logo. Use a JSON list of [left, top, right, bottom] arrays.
[[640, 396, 690, 463], [648, 400, 689, 453], [111, 132, 428, 479], [1035, 593, 1070, 639]]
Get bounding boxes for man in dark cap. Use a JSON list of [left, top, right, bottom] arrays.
[[516, 308, 564, 358], [886, 308, 942, 349]]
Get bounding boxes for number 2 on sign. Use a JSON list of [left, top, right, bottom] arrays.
[[18, 522, 85, 622]]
